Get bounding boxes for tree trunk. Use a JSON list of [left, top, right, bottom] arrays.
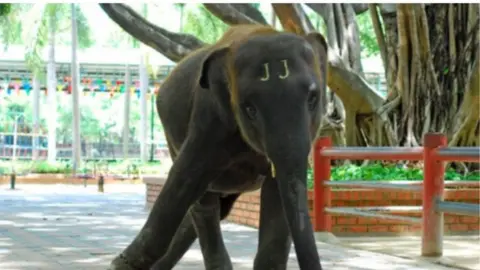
[[32, 74, 40, 160], [99, 4, 204, 62], [450, 53, 479, 148], [448, 51, 479, 171], [71, 3, 81, 171], [379, 4, 479, 148], [46, 10, 57, 163], [271, 10, 277, 27], [99, 3, 478, 153], [203, 4, 265, 25], [271, 4, 396, 150], [122, 64, 131, 159]]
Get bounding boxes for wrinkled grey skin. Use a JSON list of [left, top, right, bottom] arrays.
[[109, 28, 328, 270]]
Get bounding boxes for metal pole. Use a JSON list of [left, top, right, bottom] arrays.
[[32, 75, 40, 160], [139, 55, 148, 163], [12, 115, 18, 164], [422, 133, 447, 257], [47, 11, 57, 163], [149, 91, 155, 162], [98, 175, 104, 193], [71, 3, 81, 173], [10, 115, 19, 190], [313, 136, 332, 232], [122, 64, 131, 159]]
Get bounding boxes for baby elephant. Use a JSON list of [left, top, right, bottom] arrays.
[[110, 24, 328, 270]]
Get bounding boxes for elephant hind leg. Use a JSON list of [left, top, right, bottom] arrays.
[[191, 192, 233, 270], [151, 193, 240, 270]]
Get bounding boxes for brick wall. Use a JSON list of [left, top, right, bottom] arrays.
[[0, 174, 143, 185], [144, 175, 167, 209], [144, 178, 479, 236]]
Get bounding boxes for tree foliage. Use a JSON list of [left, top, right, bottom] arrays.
[[0, 4, 27, 49], [356, 12, 380, 57], [0, 3, 94, 75], [99, 3, 478, 154], [183, 4, 229, 44], [0, 3, 11, 16]]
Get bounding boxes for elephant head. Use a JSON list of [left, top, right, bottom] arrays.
[[198, 29, 328, 268]]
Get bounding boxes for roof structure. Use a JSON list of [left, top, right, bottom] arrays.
[[0, 45, 176, 65], [0, 45, 177, 88]]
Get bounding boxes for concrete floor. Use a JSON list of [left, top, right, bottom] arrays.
[[339, 235, 480, 270], [0, 184, 475, 270]]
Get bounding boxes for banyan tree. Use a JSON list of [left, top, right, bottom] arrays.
[[99, 3, 479, 168]]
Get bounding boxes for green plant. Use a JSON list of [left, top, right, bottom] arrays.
[[306, 163, 480, 189], [30, 160, 70, 174]]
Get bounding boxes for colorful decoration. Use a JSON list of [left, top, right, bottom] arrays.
[[0, 76, 162, 100]]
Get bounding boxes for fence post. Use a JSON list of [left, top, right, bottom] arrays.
[[313, 136, 332, 232], [422, 133, 447, 257]]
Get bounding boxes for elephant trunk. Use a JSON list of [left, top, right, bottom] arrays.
[[264, 118, 322, 270]]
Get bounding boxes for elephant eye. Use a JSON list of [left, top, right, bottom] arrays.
[[244, 104, 257, 120], [307, 91, 318, 111]]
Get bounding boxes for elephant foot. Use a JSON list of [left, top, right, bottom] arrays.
[[109, 253, 145, 270]]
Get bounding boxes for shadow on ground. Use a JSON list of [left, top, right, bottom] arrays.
[[0, 184, 462, 270]]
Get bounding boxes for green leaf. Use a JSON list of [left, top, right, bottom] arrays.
[[183, 4, 229, 44], [0, 4, 11, 16], [74, 4, 94, 49]]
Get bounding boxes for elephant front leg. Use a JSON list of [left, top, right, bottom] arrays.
[[151, 194, 239, 270], [191, 192, 233, 270], [109, 140, 224, 270], [149, 210, 197, 270], [254, 177, 292, 270]]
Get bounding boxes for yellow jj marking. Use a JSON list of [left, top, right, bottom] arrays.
[[278, 59, 290, 79], [260, 63, 270, 81]]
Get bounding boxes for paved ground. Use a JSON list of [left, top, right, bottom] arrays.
[[340, 235, 480, 270], [0, 184, 468, 270]]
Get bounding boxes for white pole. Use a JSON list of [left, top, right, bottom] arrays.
[[32, 75, 40, 160], [139, 54, 148, 162], [71, 3, 81, 172], [123, 64, 131, 159], [138, 3, 149, 163], [47, 12, 57, 163], [11, 115, 18, 174]]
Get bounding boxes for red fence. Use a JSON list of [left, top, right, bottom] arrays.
[[313, 133, 480, 257]]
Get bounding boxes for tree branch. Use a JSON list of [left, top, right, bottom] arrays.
[[328, 51, 385, 112], [203, 4, 264, 25], [273, 3, 385, 111], [415, 4, 441, 96], [99, 3, 204, 62], [344, 4, 364, 76], [272, 3, 315, 33], [369, 4, 388, 75], [307, 4, 369, 18], [305, 4, 329, 19], [324, 4, 340, 53], [230, 4, 268, 24], [334, 4, 349, 65], [352, 4, 369, 15]]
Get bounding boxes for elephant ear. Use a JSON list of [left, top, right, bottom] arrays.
[[198, 46, 236, 128], [305, 32, 328, 116], [199, 46, 230, 89], [305, 32, 328, 88]]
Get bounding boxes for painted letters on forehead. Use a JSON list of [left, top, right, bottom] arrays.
[[259, 60, 290, 82]]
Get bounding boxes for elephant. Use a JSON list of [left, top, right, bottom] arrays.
[[109, 24, 328, 270]]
